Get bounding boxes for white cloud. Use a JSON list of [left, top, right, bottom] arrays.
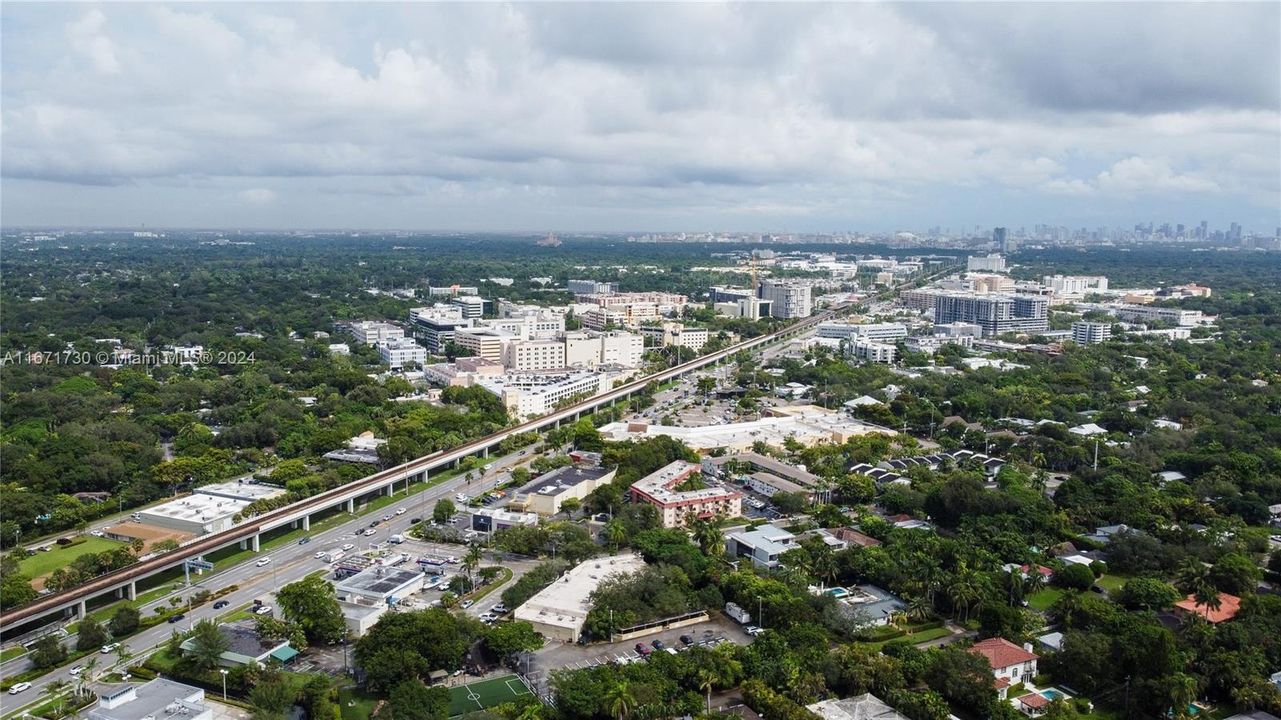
[[1096, 157, 1219, 195], [3, 3, 1277, 229], [65, 10, 120, 75], [237, 188, 276, 205]]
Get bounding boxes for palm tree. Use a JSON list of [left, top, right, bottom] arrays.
[[948, 573, 981, 623], [43, 680, 71, 719], [77, 657, 99, 697], [906, 595, 933, 623], [603, 680, 636, 720], [697, 667, 721, 714], [1175, 562, 1221, 617], [604, 519, 627, 551], [464, 543, 484, 585]]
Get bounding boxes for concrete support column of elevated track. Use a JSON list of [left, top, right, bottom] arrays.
[[302, 515, 310, 531], [251, 534, 260, 552]]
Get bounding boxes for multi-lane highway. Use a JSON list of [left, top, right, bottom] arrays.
[[0, 450, 529, 716], [2, 307, 837, 632]]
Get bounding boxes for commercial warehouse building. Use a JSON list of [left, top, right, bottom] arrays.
[[514, 554, 647, 642], [512, 465, 617, 516]]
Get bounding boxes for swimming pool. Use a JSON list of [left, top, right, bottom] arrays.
[[1040, 688, 1070, 701]]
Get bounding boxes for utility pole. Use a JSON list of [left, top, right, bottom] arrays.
[[1093, 440, 1099, 471]]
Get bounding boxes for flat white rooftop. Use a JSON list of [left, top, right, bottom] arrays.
[[632, 460, 739, 505], [139, 495, 251, 523], [194, 482, 286, 503], [514, 554, 646, 632]]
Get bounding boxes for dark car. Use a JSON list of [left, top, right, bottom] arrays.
[[651, 639, 666, 650], [634, 643, 653, 656], [167, 613, 186, 624], [409, 517, 422, 525], [298, 537, 311, 545], [213, 600, 230, 610], [369, 520, 380, 528], [679, 635, 694, 646]]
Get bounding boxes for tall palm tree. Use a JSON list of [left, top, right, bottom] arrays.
[[43, 680, 71, 719], [605, 520, 627, 551], [697, 667, 721, 714], [906, 595, 933, 623], [464, 543, 484, 585], [603, 680, 637, 720], [77, 657, 99, 697]]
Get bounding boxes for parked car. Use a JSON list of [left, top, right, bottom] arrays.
[[651, 639, 666, 650], [69, 666, 83, 677], [255, 606, 274, 616], [213, 600, 230, 610], [167, 613, 186, 624], [455, 493, 469, 503], [460, 600, 475, 609], [89, 530, 106, 537], [491, 603, 507, 614], [634, 643, 653, 656], [8, 682, 31, 695], [679, 634, 694, 646]]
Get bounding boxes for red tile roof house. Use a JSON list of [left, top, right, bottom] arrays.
[[969, 638, 1040, 700], [1173, 592, 1241, 624], [1019, 564, 1054, 581]]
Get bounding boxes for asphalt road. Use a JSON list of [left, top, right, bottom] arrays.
[[0, 449, 530, 716]]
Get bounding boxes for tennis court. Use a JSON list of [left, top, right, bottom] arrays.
[[448, 674, 533, 716]]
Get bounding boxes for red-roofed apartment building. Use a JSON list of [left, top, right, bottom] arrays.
[[969, 638, 1039, 699], [1173, 592, 1241, 624]]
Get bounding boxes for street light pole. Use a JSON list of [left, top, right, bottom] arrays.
[[219, 669, 228, 700]]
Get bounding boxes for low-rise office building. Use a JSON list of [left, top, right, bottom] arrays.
[[335, 566, 426, 607], [512, 465, 617, 515], [476, 370, 621, 419], [349, 321, 404, 345], [726, 524, 797, 569], [470, 507, 540, 534], [179, 621, 295, 668], [816, 322, 908, 342], [378, 337, 427, 369], [90, 679, 212, 720]]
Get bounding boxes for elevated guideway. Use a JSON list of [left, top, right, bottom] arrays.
[[1, 308, 839, 632]]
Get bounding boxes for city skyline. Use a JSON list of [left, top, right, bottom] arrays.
[[2, 3, 1278, 231]]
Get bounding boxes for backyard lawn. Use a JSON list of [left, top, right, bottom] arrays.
[[1027, 587, 1065, 612], [1094, 574, 1129, 593], [19, 537, 125, 578]]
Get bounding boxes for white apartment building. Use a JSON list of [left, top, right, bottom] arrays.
[[1071, 321, 1112, 345], [378, 338, 427, 369], [476, 371, 617, 419], [582, 304, 659, 329], [485, 314, 565, 340], [816, 322, 908, 342], [847, 339, 897, 364], [349, 321, 404, 345], [567, 279, 619, 295], [1114, 305, 1205, 327], [639, 322, 710, 351], [760, 279, 813, 318], [450, 295, 487, 319], [600, 331, 645, 367], [1044, 275, 1109, 295], [967, 254, 1007, 273], [503, 339, 567, 371]]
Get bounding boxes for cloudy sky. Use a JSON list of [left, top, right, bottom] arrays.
[[2, 3, 1278, 233]]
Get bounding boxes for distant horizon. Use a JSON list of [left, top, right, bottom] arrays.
[[3, 3, 1278, 230]]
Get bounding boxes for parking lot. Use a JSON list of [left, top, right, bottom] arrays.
[[531, 614, 751, 671]]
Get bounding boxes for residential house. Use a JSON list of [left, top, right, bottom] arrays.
[[1173, 592, 1241, 624], [968, 638, 1039, 699]]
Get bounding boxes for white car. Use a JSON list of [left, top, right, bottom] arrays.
[[8, 682, 31, 695], [89, 530, 105, 538], [455, 493, 469, 503], [395, 507, 407, 515], [255, 606, 274, 616], [314, 551, 326, 559], [460, 599, 474, 609], [341, 543, 355, 551], [101, 643, 119, 654], [69, 666, 83, 677], [255, 558, 271, 567], [363, 529, 378, 537]]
